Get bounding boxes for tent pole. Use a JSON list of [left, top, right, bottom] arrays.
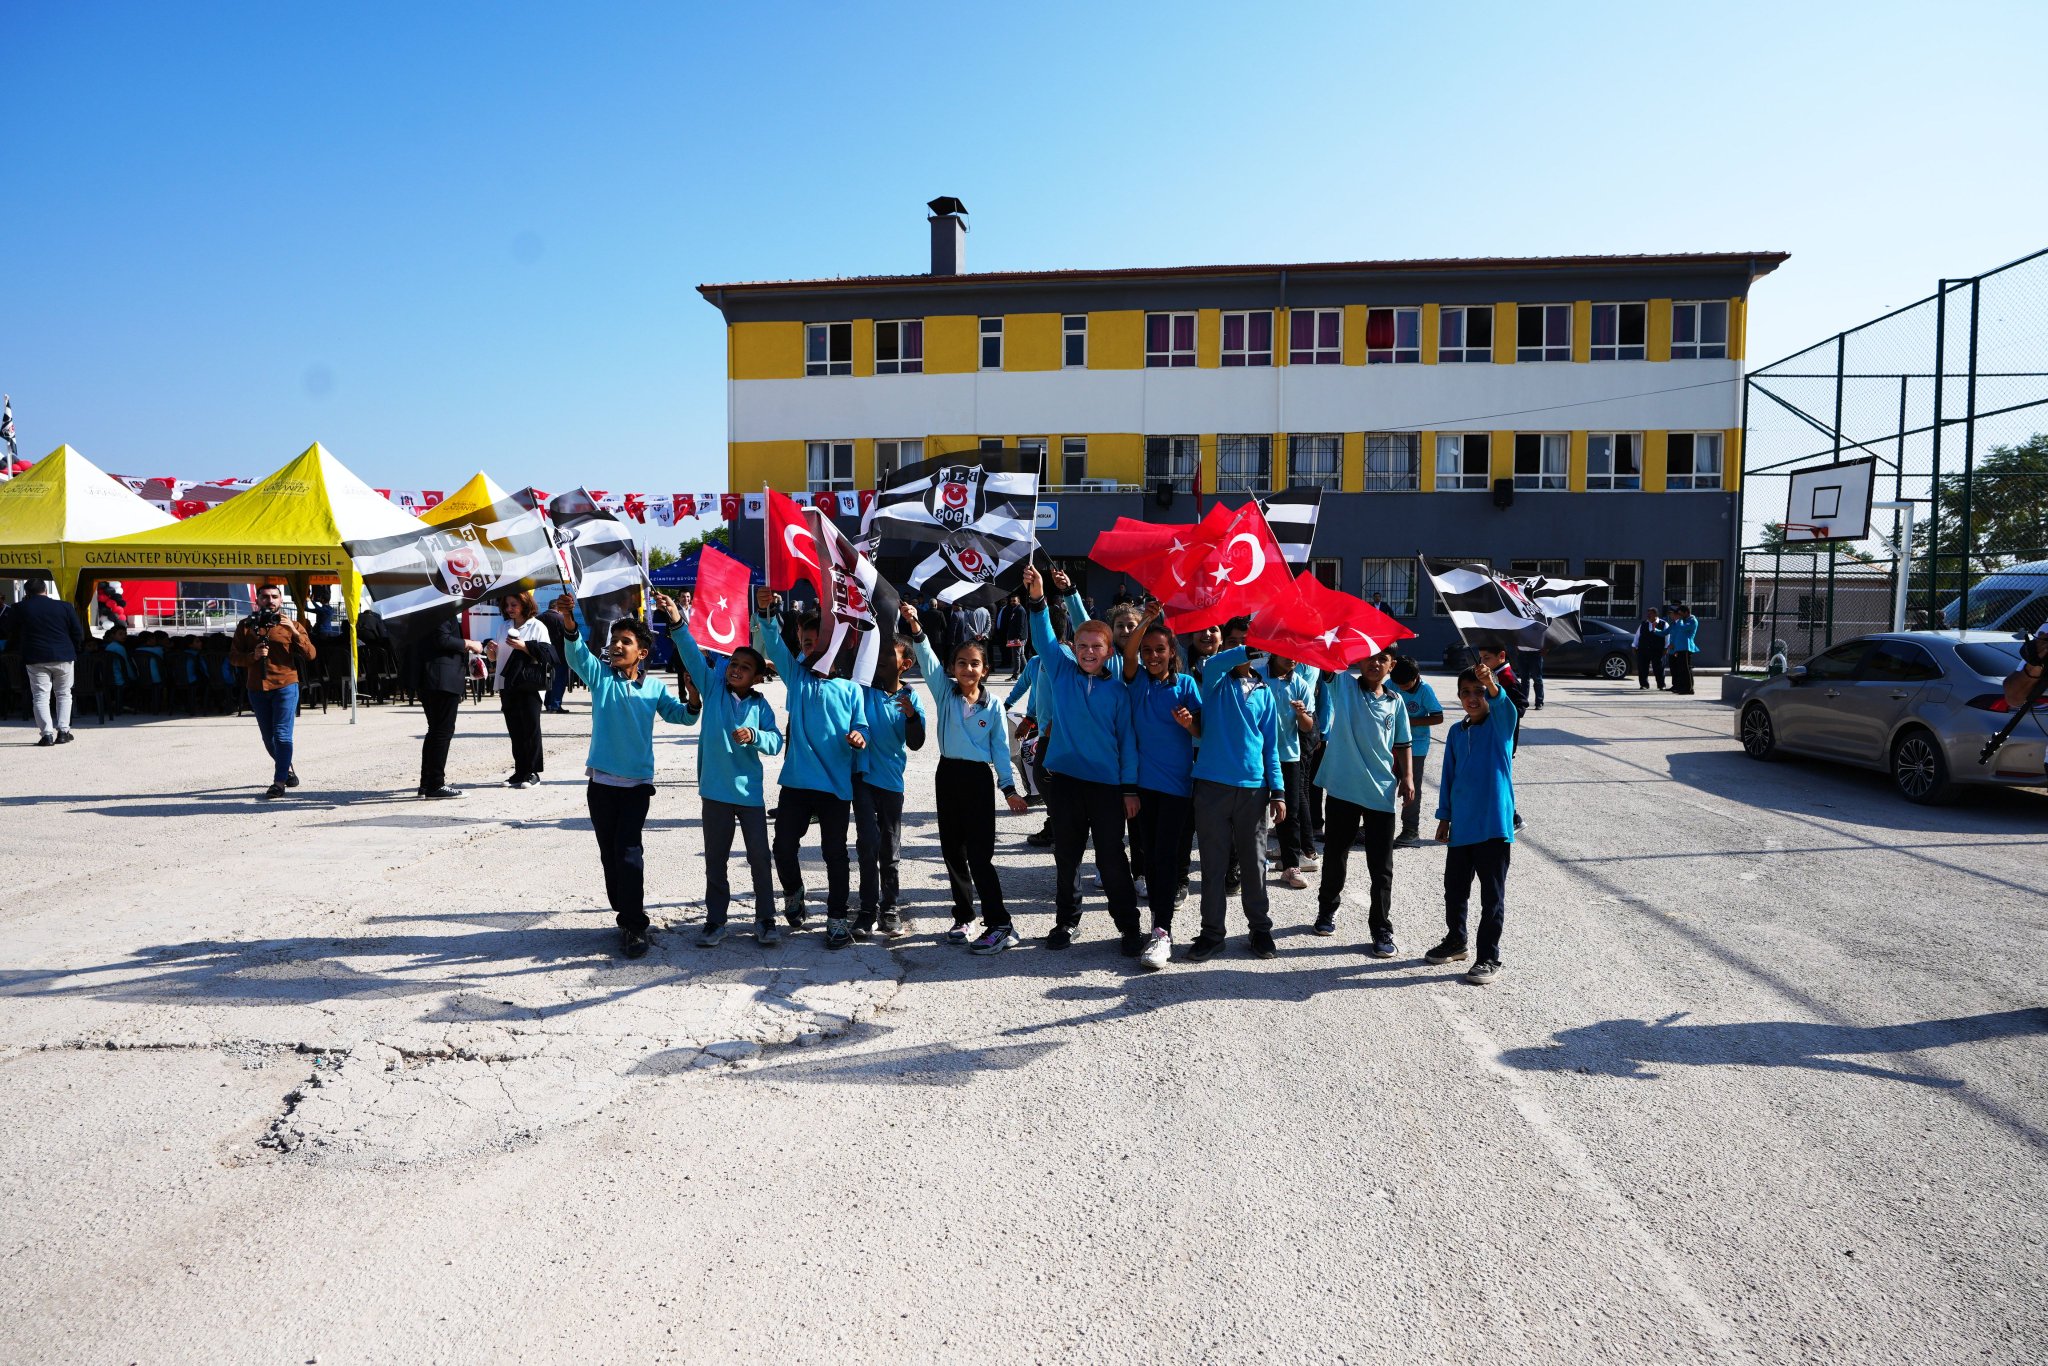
[[344, 567, 361, 725]]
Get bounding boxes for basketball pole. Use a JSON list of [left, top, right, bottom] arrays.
[[1871, 500, 1916, 633]]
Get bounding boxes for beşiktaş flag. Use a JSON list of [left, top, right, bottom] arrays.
[[1254, 486, 1321, 569], [345, 496, 562, 639], [1420, 557, 1551, 651], [549, 487, 647, 637], [908, 517, 1035, 608], [1512, 574, 1607, 646], [868, 448, 1040, 546], [807, 506, 902, 692], [0, 395, 16, 461]]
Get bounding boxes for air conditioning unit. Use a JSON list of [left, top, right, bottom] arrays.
[[1079, 478, 1119, 491]]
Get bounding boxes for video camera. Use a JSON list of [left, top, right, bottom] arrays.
[[251, 606, 283, 631]]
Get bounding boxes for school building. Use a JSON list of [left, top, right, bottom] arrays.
[[699, 200, 1786, 664]]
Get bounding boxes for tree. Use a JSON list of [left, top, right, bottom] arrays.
[[1931, 432, 2048, 572], [646, 546, 677, 571], [1758, 522, 1878, 563], [675, 524, 731, 559]]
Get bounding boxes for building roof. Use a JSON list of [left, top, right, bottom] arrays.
[[698, 251, 1790, 298]]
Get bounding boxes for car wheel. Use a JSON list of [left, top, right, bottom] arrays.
[[1890, 728, 1956, 805], [1740, 702, 1778, 759], [1600, 653, 1631, 681]]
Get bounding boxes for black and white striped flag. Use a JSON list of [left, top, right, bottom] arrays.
[[1255, 487, 1321, 570], [548, 488, 647, 638], [0, 395, 16, 461], [869, 448, 1039, 546], [345, 496, 562, 639], [808, 507, 902, 692], [907, 517, 1035, 608], [1420, 557, 1551, 651], [1513, 574, 1607, 646]]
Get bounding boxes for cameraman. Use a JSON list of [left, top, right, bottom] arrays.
[[228, 583, 317, 799], [2004, 629, 2048, 765]]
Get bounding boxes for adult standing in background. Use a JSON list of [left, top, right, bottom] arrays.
[[1666, 604, 1699, 696], [1, 576, 83, 746], [409, 611, 473, 800], [541, 594, 573, 713], [494, 590, 555, 788], [967, 598, 993, 648], [227, 582, 316, 799], [1517, 640, 1547, 710], [995, 594, 1026, 677], [1633, 608, 1669, 691]]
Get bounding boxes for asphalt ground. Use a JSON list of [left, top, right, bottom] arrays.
[[1, 674, 2043, 1363]]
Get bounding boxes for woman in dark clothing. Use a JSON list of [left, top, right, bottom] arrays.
[[495, 591, 555, 788]]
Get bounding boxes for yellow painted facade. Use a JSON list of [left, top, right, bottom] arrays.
[[1646, 299, 1673, 363], [730, 321, 805, 380], [924, 315, 977, 374], [1195, 310, 1221, 368], [1343, 432, 1366, 491], [1571, 301, 1592, 364], [1567, 429, 1589, 493], [1490, 430, 1516, 485], [1417, 431, 1437, 493], [1492, 304, 1517, 364], [1005, 312, 1062, 372], [1642, 432, 1669, 493], [1728, 295, 1746, 361], [1090, 310, 1144, 369], [1341, 305, 1368, 366], [1420, 304, 1441, 365]]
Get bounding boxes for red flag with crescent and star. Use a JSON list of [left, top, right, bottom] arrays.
[[1091, 501, 1290, 633], [766, 489, 824, 595], [689, 544, 755, 656], [1246, 571, 1416, 673]]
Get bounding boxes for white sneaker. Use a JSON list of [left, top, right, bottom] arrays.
[[1139, 928, 1171, 970], [1300, 852, 1321, 869], [1277, 867, 1310, 890]]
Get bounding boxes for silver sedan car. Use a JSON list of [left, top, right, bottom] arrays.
[[1736, 630, 2047, 804]]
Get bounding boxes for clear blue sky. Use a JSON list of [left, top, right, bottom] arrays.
[[5, 0, 2043, 537]]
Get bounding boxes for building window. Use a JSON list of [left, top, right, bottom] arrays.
[[1365, 433, 1421, 492], [1589, 303, 1646, 361], [1061, 436, 1088, 486], [1361, 558, 1418, 615], [875, 439, 924, 483], [1583, 559, 1642, 617], [1310, 558, 1342, 591], [1366, 307, 1421, 363], [979, 437, 1005, 452], [1216, 435, 1272, 492], [979, 317, 1003, 369], [1145, 435, 1198, 491], [1287, 434, 1341, 491], [1438, 305, 1493, 363], [874, 320, 923, 374], [1510, 558, 1569, 580], [805, 322, 852, 377], [1145, 313, 1196, 367], [1221, 310, 1273, 366], [1587, 433, 1642, 491], [1671, 300, 1729, 360], [1429, 557, 1489, 616], [1435, 433, 1491, 490], [1663, 560, 1723, 618], [806, 440, 854, 490], [1516, 303, 1571, 362], [1063, 314, 1087, 368], [1289, 309, 1341, 365], [1667, 432, 1724, 490], [1016, 438, 1048, 482], [1513, 433, 1568, 490]]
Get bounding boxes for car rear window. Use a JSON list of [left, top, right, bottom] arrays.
[[1956, 642, 2022, 677]]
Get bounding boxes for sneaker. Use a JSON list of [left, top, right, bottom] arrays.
[[1025, 828, 1055, 849], [1248, 930, 1277, 959], [1223, 873, 1242, 896], [421, 785, 464, 800], [1118, 930, 1146, 958], [824, 918, 853, 950], [1394, 831, 1421, 849], [783, 895, 807, 928], [876, 908, 902, 938], [55, 731, 75, 746], [1138, 928, 1172, 971], [969, 925, 1019, 956], [1466, 959, 1501, 985], [1299, 851, 1320, 869], [1423, 938, 1469, 965], [1366, 934, 1397, 959], [1277, 867, 1309, 890], [757, 919, 782, 947], [851, 914, 875, 942], [283, 767, 298, 787], [1184, 933, 1224, 962], [1173, 882, 1189, 909], [944, 921, 974, 945], [1044, 923, 1076, 951], [261, 783, 285, 800], [620, 929, 651, 959], [35, 736, 54, 747], [506, 775, 532, 790], [696, 921, 728, 948], [1312, 916, 1336, 937]]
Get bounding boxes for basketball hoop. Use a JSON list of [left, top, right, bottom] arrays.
[[1780, 522, 1832, 543]]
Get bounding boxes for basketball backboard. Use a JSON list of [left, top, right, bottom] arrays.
[[1783, 457, 1876, 542]]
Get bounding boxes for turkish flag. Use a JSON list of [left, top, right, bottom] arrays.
[[812, 490, 840, 516], [690, 545, 755, 656], [1135, 501, 1289, 633], [1247, 572, 1416, 673], [766, 489, 824, 593], [857, 489, 876, 516], [719, 493, 743, 522], [620, 493, 648, 523], [420, 490, 444, 509]]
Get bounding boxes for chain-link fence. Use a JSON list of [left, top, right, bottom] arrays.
[[1739, 247, 2048, 667]]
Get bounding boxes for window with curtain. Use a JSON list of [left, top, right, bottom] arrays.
[[1364, 433, 1420, 491], [1366, 307, 1421, 363], [1287, 434, 1340, 490], [1145, 313, 1196, 367], [1289, 309, 1341, 364], [1221, 311, 1273, 366], [1216, 435, 1272, 492]]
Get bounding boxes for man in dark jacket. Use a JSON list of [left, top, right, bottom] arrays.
[[407, 613, 473, 799], [995, 595, 1025, 677], [541, 594, 572, 713], [2, 578, 84, 745]]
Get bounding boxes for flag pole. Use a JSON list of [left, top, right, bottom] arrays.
[[1419, 551, 1473, 653]]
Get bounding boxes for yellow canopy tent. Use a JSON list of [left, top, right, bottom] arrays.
[[0, 445, 174, 597], [77, 442, 428, 721], [421, 472, 512, 526]]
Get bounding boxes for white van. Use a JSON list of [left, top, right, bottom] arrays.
[[1941, 560, 2048, 635]]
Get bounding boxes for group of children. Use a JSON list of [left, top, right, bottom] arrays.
[[557, 573, 1519, 985]]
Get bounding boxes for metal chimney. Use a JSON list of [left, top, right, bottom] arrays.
[[927, 196, 968, 275]]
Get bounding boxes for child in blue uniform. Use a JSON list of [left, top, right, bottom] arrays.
[[560, 611, 700, 959], [1313, 647, 1413, 955], [1429, 661, 1518, 984], [1186, 642, 1285, 962], [656, 594, 784, 947], [1257, 652, 1320, 887], [852, 638, 927, 941], [903, 603, 1028, 952], [1389, 657, 1443, 846], [1120, 605, 1200, 969]]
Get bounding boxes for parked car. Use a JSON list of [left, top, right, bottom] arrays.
[[1940, 560, 2048, 635], [1736, 630, 2047, 803], [1546, 618, 1638, 680]]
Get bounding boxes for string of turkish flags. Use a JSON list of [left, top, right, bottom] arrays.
[[102, 476, 875, 525]]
